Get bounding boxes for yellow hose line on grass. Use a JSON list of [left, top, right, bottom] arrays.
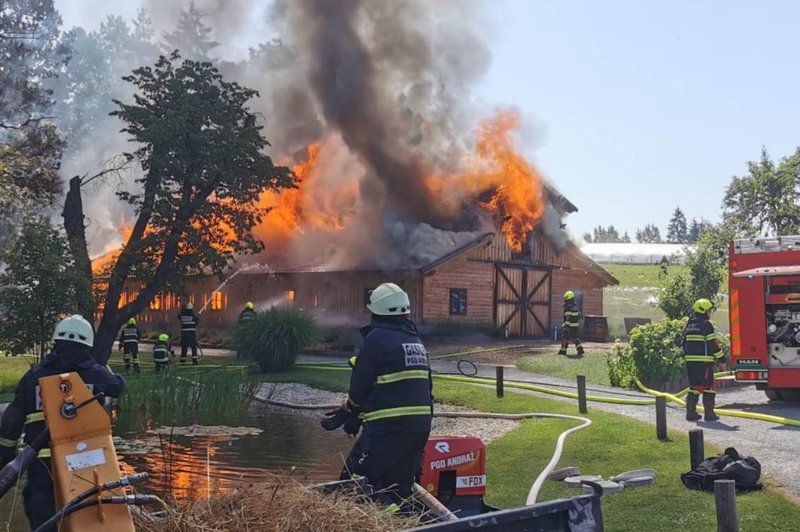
[[634, 375, 800, 428], [297, 365, 800, 427]]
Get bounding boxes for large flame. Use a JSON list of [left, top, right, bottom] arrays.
[[92, 110, 545, 274]]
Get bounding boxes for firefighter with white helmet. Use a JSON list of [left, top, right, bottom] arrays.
[[558, 290, 585, 356], [683, 298, 723, 421], [0, 315, 126, 530], [321, 282, 433, 514], [177, 302, 200, 365]]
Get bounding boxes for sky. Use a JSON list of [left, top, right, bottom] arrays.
[[55, 0, 800, 238]]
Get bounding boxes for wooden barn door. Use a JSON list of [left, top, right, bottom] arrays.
[[494, 265, 552, 337]]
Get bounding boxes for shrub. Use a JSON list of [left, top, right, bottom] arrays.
[[233, 309, 319, 372], [607, 319, 688, 387]]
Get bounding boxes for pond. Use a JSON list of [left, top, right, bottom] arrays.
[[0, 407, 355, 530]]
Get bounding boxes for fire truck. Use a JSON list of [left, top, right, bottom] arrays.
[[729, 236, 800, 400]]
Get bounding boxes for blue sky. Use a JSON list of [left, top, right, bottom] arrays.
[[57, 0, 800, 237]]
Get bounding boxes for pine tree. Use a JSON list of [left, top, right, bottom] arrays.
[[666, 207, 688, 243], [636, 224, 662, 243], [161, 2, 218, 60]]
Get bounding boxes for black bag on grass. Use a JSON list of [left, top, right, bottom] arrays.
[[681, 447, 762, 492]]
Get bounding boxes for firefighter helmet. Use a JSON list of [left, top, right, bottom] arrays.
[[693, 298, 714, 314], [564, 290, 575, 301], [367, 283, 411, 315], [52, 315, 94, 347], [159, 333, 169, 342], [185, 303, 193, 310], [349, 356, 357, 368], [246, 301, 254, 309], [128, 318, 136, 325]]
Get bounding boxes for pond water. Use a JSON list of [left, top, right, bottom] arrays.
[[115, 408, 356, 499], [0, 408, 355, 530]]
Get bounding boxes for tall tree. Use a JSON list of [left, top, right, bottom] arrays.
[[0, 0, 69, 241], [666, 207, 688, 243], [723, 147, 800, 236], [84, 53, 292, 361], [582, 232, 592, 243], [0, 218, 80, 360], [635, 224, 662, 243], [687, 218, 713, 244], [592, 225, 624, 243], [621, 231, 631, 243], [161, 2, 218, 60]]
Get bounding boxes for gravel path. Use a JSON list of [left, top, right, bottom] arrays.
[[426, 360, 800, 501], [252, 382, 519, 444]]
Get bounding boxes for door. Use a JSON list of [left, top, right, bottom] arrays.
[[494, 265, 552, 337]]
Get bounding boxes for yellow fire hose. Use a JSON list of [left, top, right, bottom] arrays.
[[297, 364, 800, 428]]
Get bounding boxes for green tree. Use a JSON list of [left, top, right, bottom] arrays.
[[621, 231, 631, 243], [161, 2, 218, 60], [636, 224, 662, 243], [0, 218, 80, 360], [84, 52, 292, 361], [666, 207, 688, 243], [723, 147, 800, 236], [656, 240, 724, 319], [687, 218, 713, 243], [592, 225, 625, 243], [0, 0, 69, 241], [582, 232, 592, 243]]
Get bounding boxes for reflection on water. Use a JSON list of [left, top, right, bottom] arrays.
[[116, 409, 355, 500]]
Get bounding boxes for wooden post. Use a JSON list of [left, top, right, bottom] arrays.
[[656, 396, 667, 440], [577, 375, 587, 414], [714, 479, 739, 532], [689, 429, 704, 470], [496, 366, 504, 398]]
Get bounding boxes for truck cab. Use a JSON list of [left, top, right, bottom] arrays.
[[729, 236, 800, 400]]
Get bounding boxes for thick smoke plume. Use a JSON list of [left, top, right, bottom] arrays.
[[60, 0, 570, 270]]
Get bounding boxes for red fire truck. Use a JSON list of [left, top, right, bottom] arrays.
[[729, 236, 800, 400]]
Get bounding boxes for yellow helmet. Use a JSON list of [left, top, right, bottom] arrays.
[[158, 333, 170, 342], [246, 301, 254, 309], [349, 356, 357, 368], [564, 291, 575, 301], [693, 298, 714, 314], [128, 317, 136, 325]]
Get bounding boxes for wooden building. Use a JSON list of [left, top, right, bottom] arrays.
[[135, 227, 618, 339]]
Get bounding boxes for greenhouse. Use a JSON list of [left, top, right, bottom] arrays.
[[579, 243, 694, 264]]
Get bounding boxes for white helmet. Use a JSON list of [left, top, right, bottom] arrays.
[[52, 315, 94, 347], [185, 303, 193, 310], [367, 283, 411, 315]]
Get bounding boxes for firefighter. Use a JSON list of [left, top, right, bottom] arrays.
[[0, 315, 126, 531], [238, 301, 257, 324], [321, 282, 433, 514], [153, 333, 173, 372], [558, 291, 585, 356], [177, 303, 199, 365], [683, 298, 724, 421], [118, 317, 141, 373]]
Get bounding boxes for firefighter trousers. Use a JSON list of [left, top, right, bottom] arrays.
[[122, 344, 139, 364], [23, 459, 56, 531], [180, 333, 198, 362], [340, 423, 430, 508]]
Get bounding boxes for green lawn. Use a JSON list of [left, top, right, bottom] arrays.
[[0, 355, 37, 395], [604, 263, 677, 287], [268, 367, 800, 531], [516, 352, 611, 385]]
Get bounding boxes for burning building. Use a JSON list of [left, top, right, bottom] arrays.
[[87, 1, 618, 338]]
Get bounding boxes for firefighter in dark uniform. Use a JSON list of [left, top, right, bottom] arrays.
[[558, 291, 585, 356], [177, 303, 199, 365], [153, 333, 173, 372], [321, 282, 433, 514], [238, 301, 257, 324], [0, 315, 126, 531], [118, 317, 141, 373], [683, 298, 723, 421], [236, 302, 257, 358]]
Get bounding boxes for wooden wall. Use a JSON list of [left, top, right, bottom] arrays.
[[421, 250, 495, 324]]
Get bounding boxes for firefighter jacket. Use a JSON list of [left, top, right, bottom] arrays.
[[563, 301, 580, 329], [348, 317, 433, 431], [153, 340, 172, 362], [682, 313, 723, 363], [0, 343, 126, 466], [238, 308, 257, 324], [178, 310, 199, 336], [118, 324, 140, 348]]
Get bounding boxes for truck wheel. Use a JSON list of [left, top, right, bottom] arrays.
[[765, 389, 784, 401], [779, 389, 800, 402]]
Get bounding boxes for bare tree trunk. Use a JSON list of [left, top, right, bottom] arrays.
[[62, 175, 95, 320]]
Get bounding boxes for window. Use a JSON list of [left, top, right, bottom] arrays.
[[449, 288, 468, 315], [285, 290, 296, 304], [210, 291, 225, 311], [149, 296, 161, 310]]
